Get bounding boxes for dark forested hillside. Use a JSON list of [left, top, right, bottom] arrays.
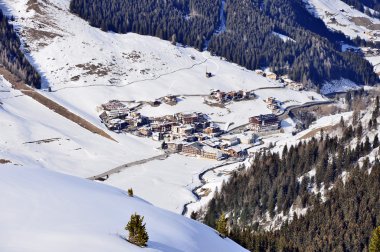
[[0, 10, 41, 88], [69, 0, 220, 50], [208, 0, 377, 86], [203, 128, 377, 227], [227, 161, 380, 252], [69, 0, 378, 87], [202, 96, 380, 251]]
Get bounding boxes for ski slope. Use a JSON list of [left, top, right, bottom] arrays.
[[0, 164, 247, 252]]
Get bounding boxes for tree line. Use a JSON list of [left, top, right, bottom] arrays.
[[203, 96, 380, 251], [69, 0, 378, 88], [0, 10, 41, 88], [208, 0, 377, 87], [70, 0, 220, 51], [228, 160, 380, 251]]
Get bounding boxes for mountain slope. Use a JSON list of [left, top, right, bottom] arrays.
[[70, 0, 377, 86], [304, 0, 380, 41], [202, 91, 380, 251], [0, 164, 247, 252], [0, 9, 40, 88]]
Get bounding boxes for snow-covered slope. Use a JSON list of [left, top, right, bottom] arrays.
[[304, 0, 380, 41], [0, 164, 247, 252], [0, 0, 324, 216], [0, 76, 161, 177], [0, 0, 323, 129]]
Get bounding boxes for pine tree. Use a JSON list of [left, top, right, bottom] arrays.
[[216, 212, 228, 238], [125, 213, 149, 247], [365, 136, 372, 153], [356, 122, 363, 140], [128, 188, 134, 197], [190, 211, 198, 220], [369, 226, 380, 252], [374, 134, 379, 149], [340, 116, 345, 129]]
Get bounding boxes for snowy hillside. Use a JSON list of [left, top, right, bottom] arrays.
[[0, 0, 324, 129], [0, 164, 247, 252], [304, 0, 380, 41], [0, 0, 328, 216], [0, 76, 161, 177]]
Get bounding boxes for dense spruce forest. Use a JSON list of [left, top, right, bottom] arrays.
[[228, 161, 380, 251], [0, 10, 41, 88], [69, 0, 377, 87], [202, 96, 380, 251], [69, 0, 220, 50]]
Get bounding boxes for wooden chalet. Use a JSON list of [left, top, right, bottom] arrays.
[[249, 114, 281, 132]]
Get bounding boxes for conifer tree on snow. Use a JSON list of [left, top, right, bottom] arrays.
[[216, 212, 228, 238], [128, 188, 134, 197], [125, 213, 149, 247]]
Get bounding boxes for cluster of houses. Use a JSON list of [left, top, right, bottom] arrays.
[[255, 70, 304, 91], [98, 100, 282, 161], [207, 89, 256, 105], [166, 132, 256, 160], [138, 112, 222, 142], [148, 95, 178, 107], [165, 113, 282, 160], [255, 69, 278, 81]]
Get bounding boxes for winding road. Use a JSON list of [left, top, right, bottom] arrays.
[[181, 160, 241, 216]]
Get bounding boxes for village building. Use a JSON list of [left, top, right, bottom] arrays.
[[182, 142, 203, 156], [167, 141, 183, 153], [288, 82, 304, 91], [224, 146, 245, 158], [175, 112, 203, 125], [201, 146, 225, 160], [244, 90, 255, 99], [172, 125, 194, 136], [152, 132, 164, 141], [164, 95, 177, 105], [267, 103, 280, 111], [249, 114, 281, 132], [139, 126, 152, 137], [204, 125, 221, 135], [151, 122, 176, 133], [184, 135, 199, 142], [101, 100, 125, 111], [264, 97, 276, 105], [220, 136, 240, 147], [202, 138, 222, 148], [106, 118, 128, 131], [255, 69, 265, 76], [215, 91, 226, 102], [266, 72, 278, 80], [235, 133, 256, 144]]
